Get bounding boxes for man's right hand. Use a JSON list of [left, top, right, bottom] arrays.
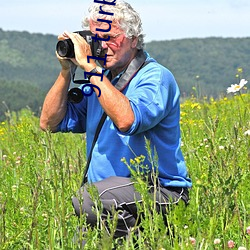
[[56, 33, 78, 72]]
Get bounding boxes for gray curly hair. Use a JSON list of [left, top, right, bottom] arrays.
[[82, 0, 145, 49]]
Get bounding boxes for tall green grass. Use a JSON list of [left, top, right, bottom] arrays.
[[0, 93, 249, 249]]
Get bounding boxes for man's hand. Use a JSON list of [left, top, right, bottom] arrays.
[[62, 31, 96, 72], [56, 33, 78, 72]]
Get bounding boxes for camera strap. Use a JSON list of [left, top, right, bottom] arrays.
[[81, 50, 150, 186]]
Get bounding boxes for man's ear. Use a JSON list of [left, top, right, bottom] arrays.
[[131, 36, 139, 49]]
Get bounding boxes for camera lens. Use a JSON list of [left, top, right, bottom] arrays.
[[68, 88, 83, 103], [56, 39, 75, 58]]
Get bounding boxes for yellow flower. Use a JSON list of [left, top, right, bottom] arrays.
[[237, 67, 243, 73], [135, 158, 140, 164], [191, 103, 201, 109], [180, 111, 187, 117], [130, 159, 135, 165]]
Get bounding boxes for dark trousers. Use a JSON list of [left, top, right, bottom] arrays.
[[72, 176, 189, 238]]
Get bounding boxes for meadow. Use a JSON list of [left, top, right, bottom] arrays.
[[0, 90, 249, 249]]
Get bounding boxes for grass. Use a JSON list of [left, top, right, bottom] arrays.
[[0, 93, 249, 249]]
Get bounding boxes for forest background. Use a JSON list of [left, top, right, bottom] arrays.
[[0, 28, 250, 121]]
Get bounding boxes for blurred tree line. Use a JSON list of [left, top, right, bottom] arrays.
[[0, 28, 249, 120], [145, 37, 250, 98]]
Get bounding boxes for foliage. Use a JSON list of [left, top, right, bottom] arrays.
[[0, 29, 61, 121], [0, 28, 60, 89], [145, 37, 250, 98], [0, 92, 249, 249], [0, 79, 46, 121], [0, 29, 250, 119]]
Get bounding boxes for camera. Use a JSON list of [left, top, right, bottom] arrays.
[[56, 30, 104, 58]]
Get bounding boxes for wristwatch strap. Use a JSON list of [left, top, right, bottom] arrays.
[[87, 67, 98, 80]]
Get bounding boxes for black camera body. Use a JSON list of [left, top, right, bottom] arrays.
[[56, 30, 104, 58]]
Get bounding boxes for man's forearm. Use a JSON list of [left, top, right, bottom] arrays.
[[40, 70, 71, 132], [90, 75, 135, 132]]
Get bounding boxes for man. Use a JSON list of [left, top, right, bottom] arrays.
[[40, 0, 192, 242]]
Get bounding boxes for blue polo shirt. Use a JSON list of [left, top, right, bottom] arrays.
[[57, 52, 192, 188]]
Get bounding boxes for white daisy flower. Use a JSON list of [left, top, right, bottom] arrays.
[[227, 79, 248, 93]]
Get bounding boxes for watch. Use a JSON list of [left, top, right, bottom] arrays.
[[87, 66, 103, 80]]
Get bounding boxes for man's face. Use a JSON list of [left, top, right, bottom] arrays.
[[89, 20, 136, 72]]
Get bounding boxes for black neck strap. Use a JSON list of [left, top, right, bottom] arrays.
[[81, 50, 149, 185], [114, 49, 147, 91]]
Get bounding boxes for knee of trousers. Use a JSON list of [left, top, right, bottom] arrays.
[[72, 196, 82, 217], [72, 189, 97, 225]]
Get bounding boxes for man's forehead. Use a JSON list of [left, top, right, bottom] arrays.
[[89, 19, 121, 33]]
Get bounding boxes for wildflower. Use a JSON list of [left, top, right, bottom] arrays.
[[244, 130, 250, 136], [237, 68, 243, 73], [227, 79, 248, 93], [135, 157, 141, 164], [219, 145, 224, 150], [228, 240, 235, 248], [130, 159, 135, 165], [189, 237, 196, 246], [196, 180, 202, 185], [238, 247, 246, 250], [121, 157, 126, 163], [42, 213, 48, 221], [191, 103, 201, 109], [12, 185, 18, 192], [246, 226, 250, 235], [214, 238, 221, 244]]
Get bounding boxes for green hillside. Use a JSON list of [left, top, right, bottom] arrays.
[[0, 28, 249, 120], [0, 29, 60, 120], [0, 29, 60, 87], [145, 37, 250, 97]]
